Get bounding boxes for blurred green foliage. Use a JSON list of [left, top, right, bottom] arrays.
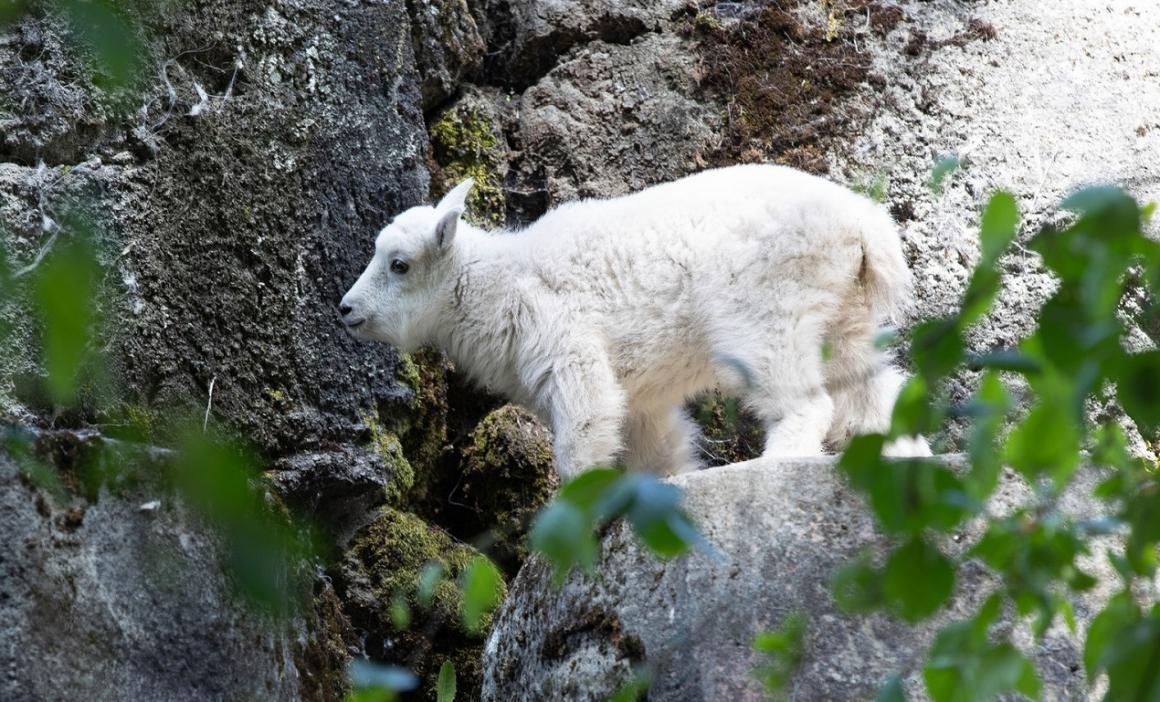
[[459, 556, 503, 633], [436, 660, 457, 702], [528, 467, 707, 585], [2, 0, 148, 90], [752, 613, 806, 700], [835, 184, 1160, 701]]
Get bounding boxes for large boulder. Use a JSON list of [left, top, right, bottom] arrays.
[[482, 457, 1116, 701], [0, 433, 337, 702]]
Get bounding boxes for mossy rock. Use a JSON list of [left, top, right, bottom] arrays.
[[293, 580, 358, 702], [690, 391, 764, 467], [459, 404, 557, 573], [364, 347, 451, 510], [427, 88, 510, 226], [395, 348, 452, 492], [336, 507, 504, 701]]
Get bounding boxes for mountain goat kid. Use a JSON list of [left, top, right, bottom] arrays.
[[340, 164, 929, 478]]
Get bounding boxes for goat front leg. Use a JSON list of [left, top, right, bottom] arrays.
[[542, 348, 627, 480]]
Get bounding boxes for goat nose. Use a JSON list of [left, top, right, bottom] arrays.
[[339, 303, 353, 316]]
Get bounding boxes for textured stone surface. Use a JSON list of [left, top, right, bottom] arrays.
[[458, 404, 557, 572], [1, 0, 430, 455], [270, 445, 394, 544], [511, 33, 720, 206], [482, 457, 1116, 701], [827, 0, 1160, 452], [475, 0, 684, 88], [0, 441, 304, 702], [336, 507, 505, 701], [407, 0, 487, 110]]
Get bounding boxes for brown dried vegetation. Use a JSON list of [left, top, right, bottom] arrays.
[[690, 1, 906, 173]]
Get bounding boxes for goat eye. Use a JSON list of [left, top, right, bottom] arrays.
[[390, 259, 409, 274]]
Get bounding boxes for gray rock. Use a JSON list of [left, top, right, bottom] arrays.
[[408, 0, 487, 110], [1, 0, 430, 454], [476, 0, 685, 88], [482, 457, 1115, 701], [270, 445, 395, 544], [826, 1, 1160, 453], [0, 439, 305, 702], [512, 33, 721, 207]]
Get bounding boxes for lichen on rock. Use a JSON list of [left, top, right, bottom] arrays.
[[427, 88, 511, 226]]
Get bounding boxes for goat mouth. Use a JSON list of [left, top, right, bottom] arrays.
[[344, 319, 366, 330]]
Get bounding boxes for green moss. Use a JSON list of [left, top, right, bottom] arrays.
[[692, 391, 765, 466], [365, 412, 415, 505], [294, 581, 356, 702], [692, 10, 723, 32], [851, 170, 890, 203], [459, 404, 557, 572], [428, 105, 506, 226], [339, 508, 505, 700], [391, 349, 451, 502]]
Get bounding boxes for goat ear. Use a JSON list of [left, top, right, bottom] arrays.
[[435, 207, 459, 248], [435, 178, 474, 217], [433, 178, 473, 248]]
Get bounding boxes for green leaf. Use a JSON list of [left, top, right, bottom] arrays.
[[459, 556, 502, 632], [959, 266, 1001, 327], [1084, 597, 1160, 700], [1085, 594, 1139, 677], [59, 0, 146, 88], [839, 433, 887, 491], [875, 674, 907, 702], [831, 553, 883, 613], [842, 450, 971, 536], [890, 376, 942, 438], [34, 234, 102, 406], [417, 561, 444, 608], [965, 371, 1009, 500], [528, 501, 598, 585], [883, 537, 955, 622], [1004, 401, 1080, 486], [389, 594, 411, 630], [607, 668, 651, 702], [930, 154, 961, 194], [436, 660, 456, 702], [1, 1, 30, 27], [911, 318, 964, 383], [1116, 350, 1160, 433], [924, 598, 1040, 702], [752, 613, 806, 696], [965, 349, 1042, 374], [622, 476, 699, 558], [978, 192, 1020, 264], [559, 467, 623, 515]]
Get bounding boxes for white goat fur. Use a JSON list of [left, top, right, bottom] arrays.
[[342, 164, 930, 478]]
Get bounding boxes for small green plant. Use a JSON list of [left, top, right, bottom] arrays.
[[834, 184, 1160, 701], [753, 614, 807, 699], [436, 660, 457, 702], [528, 467, 709, 585], [930, 154, 961, 194]]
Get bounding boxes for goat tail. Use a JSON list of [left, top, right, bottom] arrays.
[[858, 207, 913, 325]]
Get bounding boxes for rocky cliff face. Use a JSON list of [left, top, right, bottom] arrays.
[[1, 1, 489, 699], [4, 0, 1158, 700]]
